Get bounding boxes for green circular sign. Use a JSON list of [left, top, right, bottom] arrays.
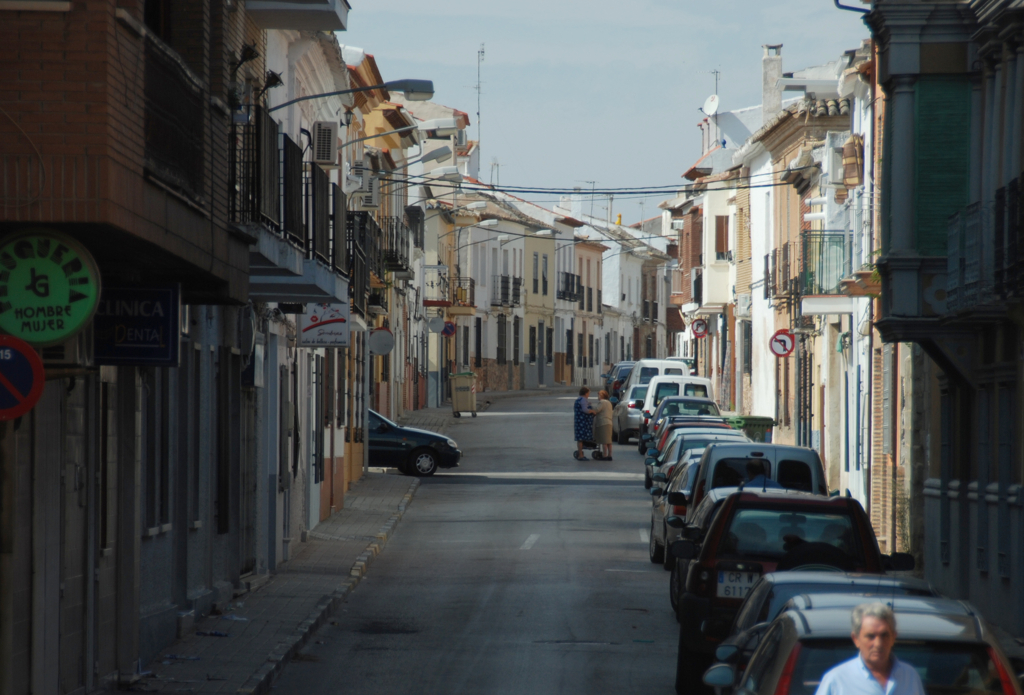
[[0, 231, 101, 347]]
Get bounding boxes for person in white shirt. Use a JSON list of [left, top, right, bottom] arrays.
[[815, 602, 925, 695]]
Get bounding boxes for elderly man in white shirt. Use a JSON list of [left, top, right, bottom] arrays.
[[815, 602, 926, 695]]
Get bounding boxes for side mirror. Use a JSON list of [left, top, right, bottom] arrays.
[[652, 472, 667, 483], [670, 539, 698, 560], [681, 525, 703, 541], [650, 488, 664, 497], [610, 397, 619, 405], [643, 410, 652, 418], [600, 373, 609, 379], [641, 433, 652, 441], [703, 663, 736, 688], [647, 448, 659, 457], [645, 457, 657, 466], [665, 515, 685, 529], [666, 491, 689, 506], [715, 643, 740, 662], [377, 423, 389, 433], [884, 552, 915, 571]]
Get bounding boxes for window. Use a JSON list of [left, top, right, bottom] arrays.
[[715, 215, 728, 260], [474, 317, 482, 368], [577, 332, 584, 367], [542, 254, 549, 295], [529, 326, 537, 364], [604, 334, 610, 364], [497, 314, 507, 365], [683, 383, 708, 397], [566, 328, 573, 365], [513, 316, 521, 366], [742, 321, 752, 375], [546, 327, 553, 364], [777, 459, 813, 492], [620, 336, 625, 363], [588, 334, 595, 368], [532, 252, 539, 294], [462, 324, 470, 367]]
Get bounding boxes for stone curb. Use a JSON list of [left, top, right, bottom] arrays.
[[235, 477, 421, 694]]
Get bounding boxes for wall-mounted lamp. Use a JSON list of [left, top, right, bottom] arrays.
[[341, 110, 354, 128], [256, 70, 284, 100], [232, 43, 260, 76]]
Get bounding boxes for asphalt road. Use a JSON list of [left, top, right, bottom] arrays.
[[273, 392, 679, 694]]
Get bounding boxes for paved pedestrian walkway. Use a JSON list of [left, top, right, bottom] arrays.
[[133, 471, 419, 694]]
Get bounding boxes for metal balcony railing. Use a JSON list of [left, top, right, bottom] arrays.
[[144, 37, 203, 198], [382, 215, 411, 272], [963, 202, 982, 306], [557, 272, 582, 301], [332, 185, 347, 274], [406, 206, 425, 249], [423, 266, 450, 306], [309, 163, 331, 263], [451, 277, 475, 307], [801, 231, 852, 295], [491, 275, 522, 307], [364, 213, 384, 281], [367, 289, 388, 314], [346, 212, 370, 316], [231, 104, 280, 230]]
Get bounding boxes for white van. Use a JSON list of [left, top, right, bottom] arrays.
[[620, 359, 691, 393], [640, 375, 715, 415]]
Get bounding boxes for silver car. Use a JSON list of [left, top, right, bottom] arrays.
[[701, 596, 1023, 695], [611, 384, 648, 444]]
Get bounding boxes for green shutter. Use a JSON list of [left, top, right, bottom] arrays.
[[914, 76, 972, 256]]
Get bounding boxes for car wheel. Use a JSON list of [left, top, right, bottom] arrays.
[[409, 448, 438, 477], [617, 428, 629, 445], [675, 636, 710, 695], [662, 523, 674, 571], [637, 436, 646, 454], [669, 560, 681, 620], [649, 519, 664, 564]]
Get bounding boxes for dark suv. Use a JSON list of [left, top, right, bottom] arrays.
[[667, 489, 886, 693]]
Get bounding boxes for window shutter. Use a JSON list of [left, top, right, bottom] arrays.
[[914, 76, 971, 256], [715, 216, 728, 254]]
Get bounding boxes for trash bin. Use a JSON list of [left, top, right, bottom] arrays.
[[450, 372, 477, 418], [727, 415, 775, 443]]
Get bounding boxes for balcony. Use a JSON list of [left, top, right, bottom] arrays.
[[598, 289, 602, 314], [423, 266, 450, 307], [643, 300, 651, 322], [557, 272, 582, 301], [346, 212, 371, 316], [243, 108, 347, 304], [367, 290, 388, 316], [766, 242, 798, 299], [587, 287, 593, 313], [247, 0, 350, 31], [669, 268, 688, 306], [491, 275, 522, 307], [144, 38, 204, 199], [382, 215, 412, 279], [801, 232, 852, 295], [450, 277, 476, 316]]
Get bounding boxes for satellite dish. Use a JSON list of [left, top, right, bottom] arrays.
[[703, 94, 720, 116], [428, 317, 445, 333]]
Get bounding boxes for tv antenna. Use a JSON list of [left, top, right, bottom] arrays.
[[490, 157, 500, 187], [476, 43, 485, 151]]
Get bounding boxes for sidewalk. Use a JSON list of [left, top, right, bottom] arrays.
[[133, 471, 420, 694], [395, 384, 578, 433]]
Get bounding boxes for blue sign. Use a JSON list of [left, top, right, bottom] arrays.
[[94, 286, 180, 366]]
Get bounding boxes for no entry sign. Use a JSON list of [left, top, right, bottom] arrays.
[[0, 335, 45, 420]]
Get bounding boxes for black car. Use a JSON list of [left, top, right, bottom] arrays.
[[367, 410, 461, 476]]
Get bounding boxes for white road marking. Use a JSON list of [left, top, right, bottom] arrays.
[[444, 471, 644, 482], [520, 534, 540, 550], [605, 569, 648, 573], [639, 528, 650, 544]]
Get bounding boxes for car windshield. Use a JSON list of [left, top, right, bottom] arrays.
[[711, 458, 773, 488], [630, 386, 648, 401], [638, 367, 659, 384], [674, 438, 742, 461], [765, 584, 935, 623], [718, 508, 860, 560], [789, 640, 1008, 695], [659, 399, 721, 417], [653, 383, 679, 405], [664, 368, 684, 375]]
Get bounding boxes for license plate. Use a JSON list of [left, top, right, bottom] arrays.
[[717, 570, 758, 598]]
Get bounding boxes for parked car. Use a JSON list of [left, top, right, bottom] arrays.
[[604, 360, 635, 399], [646, 429, 749, 491], [700, 597, 1022, 695], [367, 409, 462, 476], [641, 376, 715, 416], [618, 358, 691, 393], [646, 415, 734, 455], [647, 396, 722, 438], [665, 356, 696, 374], [710, 572, 937, 680], [612, 384, 649, 444], [650, 459, 700, 567], [687, 442, 829, 508], [667, 489, 889, 691]]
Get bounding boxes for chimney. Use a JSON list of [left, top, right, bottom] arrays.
[[762, 44, 783, 124]]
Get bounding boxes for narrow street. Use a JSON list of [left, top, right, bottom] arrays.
[[272, 392, 678, 694]]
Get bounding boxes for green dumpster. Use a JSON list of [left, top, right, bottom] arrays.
[[727, 415, 775, 443]]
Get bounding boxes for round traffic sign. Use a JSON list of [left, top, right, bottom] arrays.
[[441, 321, 456, 337], [770, 329, 796, 358], [0, 335, 45, 420], [691, 318, 708, 339], [0, 230, 101, 347], [368, 327, 395, 355]]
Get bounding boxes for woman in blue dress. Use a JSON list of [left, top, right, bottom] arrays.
[[573, 386, 596, 460]]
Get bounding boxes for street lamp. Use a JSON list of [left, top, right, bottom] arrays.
[[268, 78, 435, 113]]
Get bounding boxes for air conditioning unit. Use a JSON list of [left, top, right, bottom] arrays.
[[352, 160, 379, 209], [456, 129, 468, 147], [311, 121, 338, 165], [41, 327, 94, 368]]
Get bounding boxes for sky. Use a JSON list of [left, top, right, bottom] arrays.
[[339, 0, 872, 226]]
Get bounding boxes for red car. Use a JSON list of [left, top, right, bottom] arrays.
[[667, 488, 901, 693]]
